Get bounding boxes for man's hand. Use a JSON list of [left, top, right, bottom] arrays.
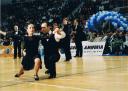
[[53, 28, 61, 35]]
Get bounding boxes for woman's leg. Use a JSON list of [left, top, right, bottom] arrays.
[[34, 58, 41, 80], [15, 65, 24, 77]]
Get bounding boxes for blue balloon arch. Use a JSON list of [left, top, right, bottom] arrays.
[[86, 11, 128, 32]]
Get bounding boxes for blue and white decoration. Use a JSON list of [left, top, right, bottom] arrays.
[[86, 11, 128, 32]]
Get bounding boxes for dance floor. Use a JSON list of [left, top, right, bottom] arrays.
[[0, 56, 128, 91]]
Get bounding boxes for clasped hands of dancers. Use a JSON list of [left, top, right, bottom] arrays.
[[0, 22, 66, 80]]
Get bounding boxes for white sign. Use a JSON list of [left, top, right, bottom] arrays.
[[82, 41, 106, 56], [70, 41, 106, 56]]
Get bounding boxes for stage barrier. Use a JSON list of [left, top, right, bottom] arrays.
[[0, 41, 106, 57], [61, 41, 106, 57]]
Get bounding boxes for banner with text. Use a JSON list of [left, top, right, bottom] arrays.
[[82, 41, 105, 56], [69, 41, 106, 56]]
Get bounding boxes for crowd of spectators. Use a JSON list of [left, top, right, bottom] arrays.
[[0, 0, 128, 55], [1, 0, 82, 31]]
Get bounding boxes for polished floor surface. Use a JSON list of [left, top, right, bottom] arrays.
[[0, 56, 128, 91]]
